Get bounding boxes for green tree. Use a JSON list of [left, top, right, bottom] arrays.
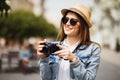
[[0, 10, 58, 41]]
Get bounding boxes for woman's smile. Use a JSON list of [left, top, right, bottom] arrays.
[[64, 26, 73, 31]]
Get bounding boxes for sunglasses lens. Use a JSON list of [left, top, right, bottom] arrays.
[[62, 17, 69, 24], [70, 19, 78, 26], [62, 17, 79, 26]]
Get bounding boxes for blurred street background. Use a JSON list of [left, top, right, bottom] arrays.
[[0, 0, 120, 80]]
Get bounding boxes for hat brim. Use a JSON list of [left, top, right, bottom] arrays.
[[61, 8, 92, 28]]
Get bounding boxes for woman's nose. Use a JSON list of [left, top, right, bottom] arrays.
[[66, 20, 70, 25]]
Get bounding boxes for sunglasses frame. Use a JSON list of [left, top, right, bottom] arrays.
[[62, 17, 79, 26]]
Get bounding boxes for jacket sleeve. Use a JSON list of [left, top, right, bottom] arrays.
[[70, 44, 101, 80], [39, 57, 52, 80]]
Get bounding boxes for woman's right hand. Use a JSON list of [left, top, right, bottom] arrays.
[[36, 40, 47, 58]]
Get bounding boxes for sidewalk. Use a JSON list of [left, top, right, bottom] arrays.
[[0, 47, 120, 80], [0, 73, 40, 80], [101, 47, 120, 67]]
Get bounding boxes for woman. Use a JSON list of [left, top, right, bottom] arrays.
[[36, 4, 101, 80]]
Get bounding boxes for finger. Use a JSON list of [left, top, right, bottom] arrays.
[[38, 41, 45, 44], [38, 45, 44, 48], [54, 49, 67, 55], [55, 52, 68, 59], [37, 47, 43, 51], [36, 43, 44, 50], [55, 52, 65, 57], [57, 45, 66, 50]]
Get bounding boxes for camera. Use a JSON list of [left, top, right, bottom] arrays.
[[40, 42, 60, 56]]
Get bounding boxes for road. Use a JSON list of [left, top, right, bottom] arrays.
[[96, 59, 120, 80]]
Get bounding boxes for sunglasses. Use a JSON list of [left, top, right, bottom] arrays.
[[62, 17, 79, 26]]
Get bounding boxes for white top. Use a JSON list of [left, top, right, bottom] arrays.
[[57, 40, 80, 80]]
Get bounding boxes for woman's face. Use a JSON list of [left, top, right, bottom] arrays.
[[62, 12, 80, 37]]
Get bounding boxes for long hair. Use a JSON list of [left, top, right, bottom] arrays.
[[57, 11, 92, 45]]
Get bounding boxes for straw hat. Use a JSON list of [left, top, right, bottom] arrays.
[[61, 4, 92, 28]]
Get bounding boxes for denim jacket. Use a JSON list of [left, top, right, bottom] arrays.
[[39, 42, 101, 80]]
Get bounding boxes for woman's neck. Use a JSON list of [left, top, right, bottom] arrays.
[[65, 36, 80, 46]]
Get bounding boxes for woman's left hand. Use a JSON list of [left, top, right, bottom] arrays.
[[54, 45, 77, 62]]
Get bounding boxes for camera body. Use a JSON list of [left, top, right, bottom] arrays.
[[40, 42, 60, 56]]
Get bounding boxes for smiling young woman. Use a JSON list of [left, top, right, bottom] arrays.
[[37, 3, 101, 80]]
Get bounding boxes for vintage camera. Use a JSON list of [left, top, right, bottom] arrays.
[[40, 42, 60, 56]]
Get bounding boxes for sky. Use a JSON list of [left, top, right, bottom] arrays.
[[30, 0, 94, 27]]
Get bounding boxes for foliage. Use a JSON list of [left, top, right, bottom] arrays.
[[0, 10, 58, 41]]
